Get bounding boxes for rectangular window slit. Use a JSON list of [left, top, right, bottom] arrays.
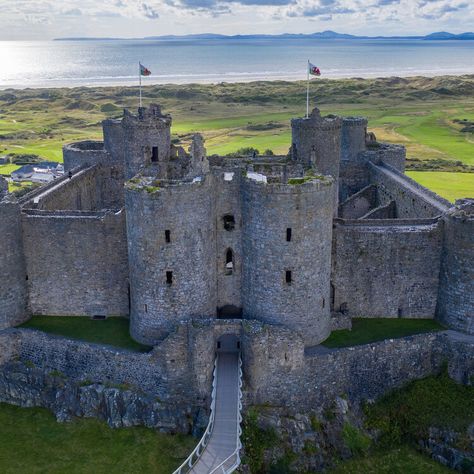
[[166, 271, 173, 285], [151, 146, 159, 162], [165, 230, 171, 243], [285, 270, 292, 284], [286, 228, 292, 242]]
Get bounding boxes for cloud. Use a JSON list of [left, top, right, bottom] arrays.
[[141, 2, 160, 18]]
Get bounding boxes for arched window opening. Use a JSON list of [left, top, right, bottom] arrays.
[[223, 214, 235, 231], [225, 248, 234, 275]]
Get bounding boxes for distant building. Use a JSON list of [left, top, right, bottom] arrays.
[[0, 156, 8, 164], [11, 162, 63, 183]]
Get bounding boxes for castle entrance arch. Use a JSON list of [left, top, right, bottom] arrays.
[[216, 333, 240, 353]]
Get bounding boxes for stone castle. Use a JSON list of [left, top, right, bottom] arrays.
[[0, 104, 472, 344]]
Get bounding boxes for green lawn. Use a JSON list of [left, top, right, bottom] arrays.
[[0, 403, 194, 474], [0, 163, 21, 175], [407, 171, 474, 202], [330, 446, 452, 473], [19, 316, 151, 352], [322, 318, 444, 348]]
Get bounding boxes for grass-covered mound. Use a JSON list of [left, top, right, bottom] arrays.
[[0, 403, 194, 473], [365, 370, 474, 446], [19, 316, 151, 352], [322, 318, 444, 348], [330, 445, 452, 473]]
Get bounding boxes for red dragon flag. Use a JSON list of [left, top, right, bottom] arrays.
[[308, 62, 321, 76], [140, 63, 152, 76]]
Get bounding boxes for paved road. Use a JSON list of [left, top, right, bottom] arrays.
[[190, 352, 241, 474]]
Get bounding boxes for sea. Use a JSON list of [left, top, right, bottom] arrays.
[[0, 38, 474, 89]]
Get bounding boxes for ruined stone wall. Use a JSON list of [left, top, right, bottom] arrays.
[[30, 165, 124, 211], [338, 158, 371, 203], [369, 162, 450, 218], [126, 177, 217, 345], [0, 197, 29, 329], [338, 184, 377, 219], [436, 200, 474, 335], [245, 330, 444, 410], [213, 169, 244, 315], [363, 143, 406, 172], [22, 210, 129, 317], [63, 141, 110, 172], [241, 177, 334, 346], [332, 218, 443, 318]]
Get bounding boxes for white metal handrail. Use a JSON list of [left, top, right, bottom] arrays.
[[173, 356, 219, 474], [209, 355, 243, 474]]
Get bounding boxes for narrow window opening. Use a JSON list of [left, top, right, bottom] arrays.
[[286, 228, 292, 242], [166, 271, 173, 285], [285, 270, 292, 284], [25, 275, 29, 281], [165, 230, 171, 243], [237, 341, 241, 350], [225, 248, 234, 275], [217, 341, 221, 349], [397, 308, 403, 318], [151, 146, 159, 163], [322, 298, 325, 309], [223, 214, 235, 231], [144, 304, 148, 313]]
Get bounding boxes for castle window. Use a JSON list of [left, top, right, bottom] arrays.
[[286, 228, 292, 242], [223, 214, 235, 231], [151, 146, 159, 163], [165, 230, 171, 243], [285, 270, 292, 284], [144, 304, 148, 313], [166, 271, 173, 285], [225, 248, 234, 275]]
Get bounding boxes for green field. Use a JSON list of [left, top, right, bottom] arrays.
[[1, 76, 473, 201], [406, 171, 474, 202], [20, 316, 151, 352], [322, 318, 444, 348], [0, 403, 194, 474]]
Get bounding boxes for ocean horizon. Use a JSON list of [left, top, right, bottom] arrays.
[[1, 37, 474, 89]]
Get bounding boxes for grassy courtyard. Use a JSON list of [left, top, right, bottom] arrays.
[[0, 403, 194, 474], [322, 318, 444, 348], [19, 316, 151, 352]]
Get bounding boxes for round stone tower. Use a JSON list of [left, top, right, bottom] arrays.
[[125, 176, 217, 345], [341, 117, 368, 161], [291, 108, 342, 177], [241, 175, 335, 346], [121, 104, 172, 179], [436, 199, 474, 335], [0, 185, 29, 329]]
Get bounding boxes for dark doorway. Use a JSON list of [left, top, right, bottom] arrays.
[[216, 333, 240, 353], [217, 305, 243, 319]]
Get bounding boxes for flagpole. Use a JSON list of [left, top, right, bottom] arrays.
[[139, 62, 142, 108], [306, 59, 310, 118]]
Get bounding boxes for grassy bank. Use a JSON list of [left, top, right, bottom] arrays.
[[19, 316, 151, 352], [0, 76, 473, 201], [0, 403, 194, 474], [322, 318, 444, 348]]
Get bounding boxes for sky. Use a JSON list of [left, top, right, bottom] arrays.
[[0, 0, 473, 40]]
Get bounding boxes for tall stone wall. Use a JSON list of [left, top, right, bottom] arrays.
[[22, 210, 129, 317], [436, 200, 474, 334], [338, 184, 377, 219], [241, 176, 334, 346], [332, 218, 443, 318], [0, 197, 29, 329], [30, 165, 124, 211], [213, 169, 244, 316], [369, 162, 450, 218], [125, 177, 217, 345]]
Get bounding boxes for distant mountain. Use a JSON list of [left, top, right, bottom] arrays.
[[54, 31, 474, 41]]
